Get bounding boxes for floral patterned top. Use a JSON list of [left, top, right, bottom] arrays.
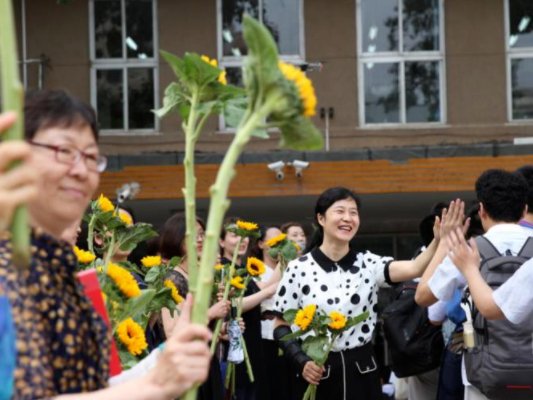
[[0, 230, 110, 399]]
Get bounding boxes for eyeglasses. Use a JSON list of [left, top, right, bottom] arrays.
[[29, 141, 107, 172]]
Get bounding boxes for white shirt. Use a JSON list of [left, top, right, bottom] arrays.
[[493, 257, 533, 328], [428, 224, 532, 301], [259, 266, 276, 340], [273, 247, 393, 351]]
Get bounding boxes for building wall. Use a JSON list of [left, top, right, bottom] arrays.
[[19, 0, 533, 157]]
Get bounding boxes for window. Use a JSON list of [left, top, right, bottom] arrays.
[[506, 0, 533, 121], [357, 0, 445, 126], [89, 0, 158, 133], [217, 0, 304, 129]]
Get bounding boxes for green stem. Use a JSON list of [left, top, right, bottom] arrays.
[[103, 231, 116, 268], [183, 95, 282, 400], [210, 237, 242, 354], [240, 333, 255, 382], [182, 90, 200, 293], [87, 214, 96, 254], [0, 0, 29, 268]]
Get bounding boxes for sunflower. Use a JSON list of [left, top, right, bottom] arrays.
[[73, 246, 96, 264], [236, 220, 259, 232], [97, 194, 114, 213], [294, 304, 316, 331], [246, 257, 266, 276], [118, 209, 133, 226], [201, 55, 227, 85], [265, 233, 287, 248], [214, 263, 224, 271], [328, 311, 347, 331], [141, 255, 162, 268], [230, 276, 245, 290], [106, 263, 141, 298], [116, 318, 148, 356], [164, 279, 184, 304], [278, 61, 317, 117]]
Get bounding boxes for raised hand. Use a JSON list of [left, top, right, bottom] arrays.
[[447, 227, 481, 274]]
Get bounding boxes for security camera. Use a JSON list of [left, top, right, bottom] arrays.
[[116, 182, 141, 204], [267, 161, 285, 180], [290, 160, 309, 178]]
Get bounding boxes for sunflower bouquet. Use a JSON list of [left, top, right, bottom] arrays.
[[266, 232, 300, 274], [283, 305, 370, 400], [78, 194, 183, 368]]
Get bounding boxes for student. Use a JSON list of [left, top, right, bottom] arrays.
[[281, 221, 307, 255], [415, 169, 530, 400], [272, 187, 441, 400], [0, 92, 211, 399], [516, 165, 533, 229]]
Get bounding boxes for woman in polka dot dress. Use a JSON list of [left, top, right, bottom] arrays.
[[272, 187, 440, 400]]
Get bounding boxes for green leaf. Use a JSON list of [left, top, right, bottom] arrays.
[[345, 311, 370, 329], [283, 309, 298, 324], [154, 82, 185, 118], [144, 266, 161, 284], [120, 289, 157, 323], [116, 223, 157, 253], [302, 336, 329, 362], [279, 116, 324, 151]]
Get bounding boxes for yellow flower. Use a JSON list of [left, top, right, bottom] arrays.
[[141, 255, 162, 268], [265, 233, 287, 248], [106, 263, 141, 298], [328, 311, 347, 331], [246, 257, 266, 276], [97, 194, 114, 213], [164, 279, 184, 304], [230, 276, 245, 290], [201, 55, 227, 85], [214, 263, 224, 271], [278, 61, 317, 117], [293, 242, 301, 252], [116, 318, 148, 356], [294, 304, 316, 331], [236, 220, 259, 232], [73, 246, 96, 264], [118, 209, 133, 226]]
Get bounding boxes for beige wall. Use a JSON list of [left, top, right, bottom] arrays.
[[20, 0, 533, 156]]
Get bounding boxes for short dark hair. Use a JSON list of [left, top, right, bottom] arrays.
[[305, 187, 361, 252], [516, 165, 533, 212], [159, 213, 205, 260], [24, 89, 99, 141], [475, 169, 528, 223], [280, 221, 305, 234]]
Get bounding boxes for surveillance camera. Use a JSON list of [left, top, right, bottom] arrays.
[[116, 182, 141, 203], [292, 160, 309, 169], [267, 161, 285, 180]]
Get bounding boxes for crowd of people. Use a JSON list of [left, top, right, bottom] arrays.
[[0, 89, 532, 400]]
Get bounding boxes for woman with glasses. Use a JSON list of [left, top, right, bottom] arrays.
[[0, 90, 211, 399]]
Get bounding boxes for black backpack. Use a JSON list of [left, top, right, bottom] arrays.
[[464, 236, 533, 400], [382, 281, 444, 378]]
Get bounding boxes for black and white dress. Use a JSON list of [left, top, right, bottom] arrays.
[[273, 247, 394, 399]]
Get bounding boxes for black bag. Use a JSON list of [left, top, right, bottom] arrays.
[[464, 236, 533, 400], [382, 281, 444, 378]]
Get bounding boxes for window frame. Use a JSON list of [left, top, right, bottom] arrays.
[[89, 0, 160, 135], [216, 0, 306, 133], [505, 0, 533, 123], [356, 0, 447, 128]]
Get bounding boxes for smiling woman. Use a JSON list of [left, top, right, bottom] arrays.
[[0, 90, 212, 400], [272, 186, 441, 400]]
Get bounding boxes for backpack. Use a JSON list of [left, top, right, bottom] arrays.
[[464, 236, 533, 400], [382, 281, 444, 378]]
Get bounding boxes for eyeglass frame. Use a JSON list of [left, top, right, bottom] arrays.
[[28, 140, 107, 172]]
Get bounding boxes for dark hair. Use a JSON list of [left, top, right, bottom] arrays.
[[516, 165, 533, 212], [159, 213, 205, 260], [475, 169, 528, 223], [249, 225, 281, 260], [219, 216, 240, 257], [24, 89, 99, 141], [280, 221, 305, 234], [418, 202, 448, 247], [465, 202, 484, 239], [305, 187, 361, 253]]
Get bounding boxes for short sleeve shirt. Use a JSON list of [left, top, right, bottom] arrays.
[[273, 247, 393, 351]]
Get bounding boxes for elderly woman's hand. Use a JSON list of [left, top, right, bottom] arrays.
[[0, 112, 38, 231], [146, 294, 212, 399]]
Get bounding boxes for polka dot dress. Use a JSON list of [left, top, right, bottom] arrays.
[[0, 230, 110, 398], [273, 247, 393, 352]]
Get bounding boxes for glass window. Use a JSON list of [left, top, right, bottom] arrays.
[[90, 0, 158, 132], [358, 0, 444, 125], [507, 0, 533, 120]]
